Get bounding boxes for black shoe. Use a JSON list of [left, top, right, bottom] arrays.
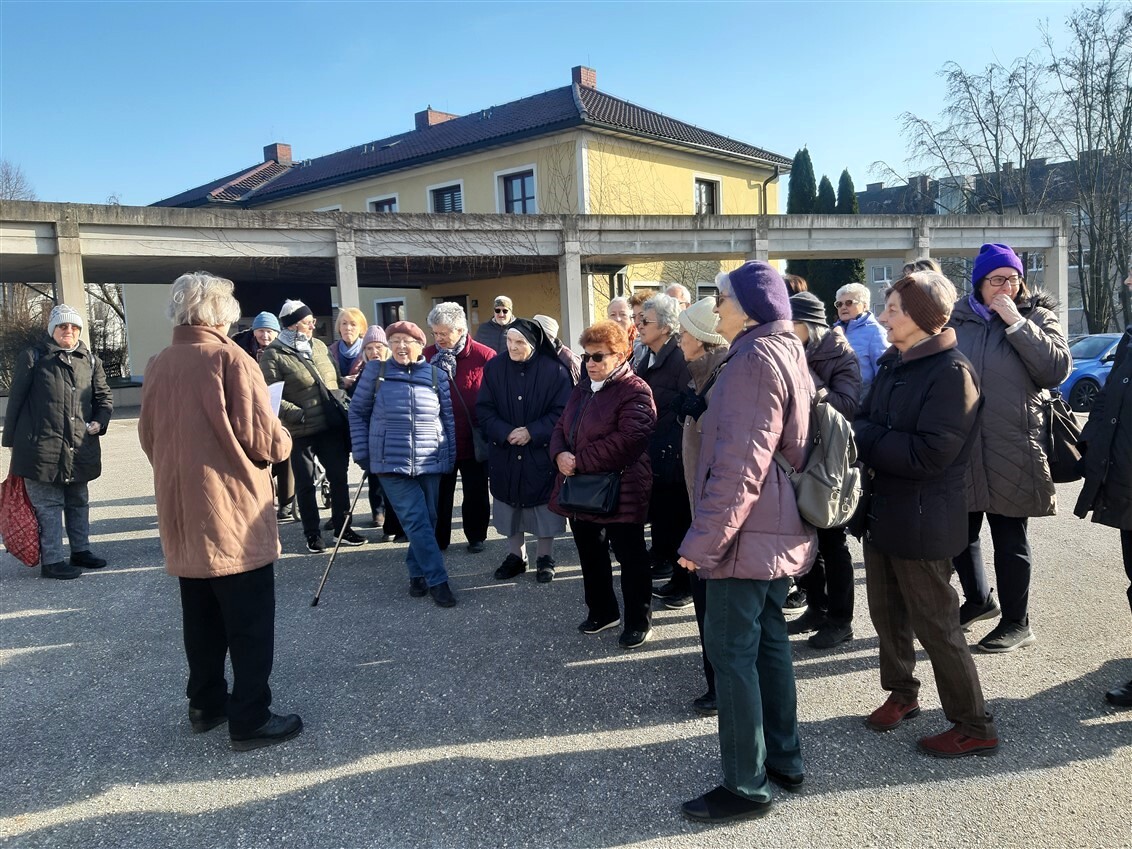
[[765, 766, 804, 793], [652, 579, 687, 599], [787, 606, 827, 635], [336, 528, 367, 547], [230, 713, 303, 751], [429, 581, 458, 608], [578, 615, 619, 635], [663, 594, 694, 610], [978, 619, 1036, 653], [70, 550, 106, 569], [276, 508, 295, 524], [681, 786, 772, 823], [493, 553, 527, 580], [535, 555, 556, 583], [41, 561, 83, 580], [1105, 679, 1132, 708], [650, 561, 674, 581], [188, 706, 228, 734], [409, 577, 429, 598], [959, 590, 1001, 630], [692, 692, 718, 717], [323, 518, 334, 531], [783, 587, 808, 615], [618, 628, 653, 649], [808, 621, 853, 649], [305, 533, 325, 554], [467, 540, 485, 554]]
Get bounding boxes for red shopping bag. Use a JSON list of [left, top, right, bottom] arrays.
[[0, 473, 40, 566]]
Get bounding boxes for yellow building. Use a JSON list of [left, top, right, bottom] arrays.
[[154, 66, 789, 336]]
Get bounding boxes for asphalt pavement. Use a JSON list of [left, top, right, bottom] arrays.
[[1, 410, 1129, 849]]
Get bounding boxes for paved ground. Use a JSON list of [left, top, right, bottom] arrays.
[[1, 410, 1129, 849]]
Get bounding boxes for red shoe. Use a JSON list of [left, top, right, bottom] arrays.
[[866, 695, 921, 732], [918, 726, 999, 758]]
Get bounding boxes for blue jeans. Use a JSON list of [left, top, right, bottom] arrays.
[[379, 473, 449, 587], [24, 479, 91, 566], [704, 576, 803, 801]]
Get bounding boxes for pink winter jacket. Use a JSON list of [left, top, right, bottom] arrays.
[[679, 320, 817, 580]]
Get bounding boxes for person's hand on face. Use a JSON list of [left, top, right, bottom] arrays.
[[979, 267, 1024, 326]]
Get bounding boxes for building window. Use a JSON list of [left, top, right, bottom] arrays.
[[694, 178, 719, 215], [313, 204, 342, 212], [369, 195, 397, 213], [1027, 252, 1045, 273], [872, 265, 893, 284], [431, 184, 463, 213], [501, 170, 536, 213]]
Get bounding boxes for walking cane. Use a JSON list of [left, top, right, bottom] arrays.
[[311, 471, 369, 607]]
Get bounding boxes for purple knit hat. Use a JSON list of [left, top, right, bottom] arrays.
[[972, 243, 1024, 287], [362, 324, 387, 346], [725, 261, 792, 324]]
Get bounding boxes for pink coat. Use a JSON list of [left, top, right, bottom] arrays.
[[679, 321, 816, 580]]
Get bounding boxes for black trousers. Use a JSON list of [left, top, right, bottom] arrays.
[[797, 526, 855, 624], [648, 478, 693, 593], [290, 428, 351, 536], [571, 520, 652, 632], [952, 512, 1032, 623], [690, 570, 716, 695], [178, 565, 275, 736], [367, 477, 403, 536], [436, 458, 490, 549]]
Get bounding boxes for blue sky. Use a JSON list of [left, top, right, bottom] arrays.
[[0, 0, 1081, 207]]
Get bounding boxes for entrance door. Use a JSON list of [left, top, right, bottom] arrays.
[[374, 299, 405, 326]]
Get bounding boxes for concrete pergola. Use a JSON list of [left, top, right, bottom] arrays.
[[0, 201, 1070, 351]]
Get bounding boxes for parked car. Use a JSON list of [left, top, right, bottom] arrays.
[[1060, 333, 1122, 411]]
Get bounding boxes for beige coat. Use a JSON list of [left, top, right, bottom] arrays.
[[139, 325, 292, 578]]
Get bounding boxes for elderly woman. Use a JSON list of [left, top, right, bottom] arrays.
[[786, 291, 862, 650], [854, 271, 997, 759], [677, 262, 815, 823], [549, 320, 657, 648], [478, 319, 573, 582], [139, 272, 301, 751], [330, 307, 368, 392], [674, 297, 729, 716], [3, 304, 112, 579], [260, 300, 365, 554], [533, 314, 582, 385], [352, 325, 402, 540], [636, 293, 694, 606], [1075, 281, 1132, 707], [948, 243, 1072, 653], [833, 282, 888, 399], [474, 295, 516, 353], [607, 296, 636, 347], [350, 321, 458, 607], [424, 302, 495, 553]]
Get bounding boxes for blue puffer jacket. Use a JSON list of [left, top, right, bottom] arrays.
[[348, 357, 456, 477], [835, 310, 889, 393]]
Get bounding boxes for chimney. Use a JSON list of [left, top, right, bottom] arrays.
[[1001, 161, 1013, 174], [1026, 158, 1047, 169], [866, 182, 884, 192], [414, 106, 458, 131], [571, 65, 597, 89], [263, 143, 292, 165]]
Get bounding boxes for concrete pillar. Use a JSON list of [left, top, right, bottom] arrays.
[[53, 220, 89, 345], [905, 222, 932, 265], [335, 228, 360, 310], [747, 218, 770, 261], [558, 238, 585, 347], [1046, 226, 1070, 330]]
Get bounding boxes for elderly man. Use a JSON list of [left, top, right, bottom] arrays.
[[474, 295, 516, 353], [425, 302, 496, 553], [666, 283, 693, 311]]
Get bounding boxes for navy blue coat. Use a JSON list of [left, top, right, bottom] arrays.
[[477, 350, 572, 507]]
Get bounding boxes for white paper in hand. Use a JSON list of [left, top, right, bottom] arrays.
[[268, 381, 284, 416]]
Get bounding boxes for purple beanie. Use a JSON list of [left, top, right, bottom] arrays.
[[362, 324, 387, 346], [726, 261, 792, 325], [972, 243, 1024, 287]]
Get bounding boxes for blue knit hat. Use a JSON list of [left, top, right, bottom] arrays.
[[724, 261, 792, 325], [972, 243, 1024, 287], [252, 311, 280, 332]]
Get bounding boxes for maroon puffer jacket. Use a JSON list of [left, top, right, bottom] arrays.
[[549, 366, 656, 524]]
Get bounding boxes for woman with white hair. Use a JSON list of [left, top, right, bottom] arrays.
[[139, 271, 302, 751], [833, 282, 888, 398], [636, 292, 694, 607], [424, 301, 496, 553]]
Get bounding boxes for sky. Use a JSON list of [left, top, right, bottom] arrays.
[[0, 0, 1083, 208]]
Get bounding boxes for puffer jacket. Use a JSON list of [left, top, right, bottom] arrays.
[[806, 326, 861, 420], [1075, 327, 1132, 530], [348, 357, 455, 477], [423, 337, 495, 462], [681, 345, 729, 512], [477, 349, 572, 508], [948, 290, 1072, 517], [259, 336, 341, 438], [3, 335, 113, 484], [679, 321, 816, 580], [836, 310, 889, 393], [548, 364, 656, 524], [854, 330, 982, 560], [138, 326, 292, 578]]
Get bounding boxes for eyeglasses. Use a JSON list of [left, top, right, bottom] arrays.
[[581, 352, 613, 364], [834, 299, 859, 309], [494, 307, 510, 314], [985, 275, 1022, 289], [636, 319, 655, 327], [714, 293, 730, 307]]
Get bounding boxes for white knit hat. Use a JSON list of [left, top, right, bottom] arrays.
[[48, 304, 84, 335], [532, 314, 559, 341], [278, 299, 312, 327], [679, 297, 726, 346]]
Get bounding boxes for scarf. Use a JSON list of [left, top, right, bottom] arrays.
[[278, 328, 313, 358], [591, 360, 629, 393], [429, 333, 466, 380], [968, 292, 994, 322], [335, 337, 363, 374]]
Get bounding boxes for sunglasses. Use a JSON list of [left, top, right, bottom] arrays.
[[834, 299, 859, 309], [494, 307, 510, 314], [636, 319, 655, 327], [581, 352, 614, 364]]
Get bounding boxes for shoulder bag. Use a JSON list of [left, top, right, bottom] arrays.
[[1044, 390, 1083, 483], [557, 395, 621, 515]]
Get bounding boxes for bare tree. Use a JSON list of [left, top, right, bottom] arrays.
[[0, 160, 36, 201]]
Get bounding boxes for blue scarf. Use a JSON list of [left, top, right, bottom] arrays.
[[335, 338, 363, 373]]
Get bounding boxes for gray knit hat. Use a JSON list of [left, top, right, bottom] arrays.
[[678, 297, 726, 346], [48, 304, 83, 335], [789, 292, 829, 327]]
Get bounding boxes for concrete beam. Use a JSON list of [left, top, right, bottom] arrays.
[[335, 229, 360, 310]]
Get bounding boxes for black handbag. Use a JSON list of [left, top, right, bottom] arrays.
[[558, 472, 621, 515], [1044, 391, 1083, 483]]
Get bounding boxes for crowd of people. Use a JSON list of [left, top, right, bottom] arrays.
[[6, 247, 1129, 815]]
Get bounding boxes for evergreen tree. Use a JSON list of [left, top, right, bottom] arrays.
[[807, 176, 839, 306], [836, 169, 866, 285], [786, 148, 816, 279], [816, 175, 836, 214]]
